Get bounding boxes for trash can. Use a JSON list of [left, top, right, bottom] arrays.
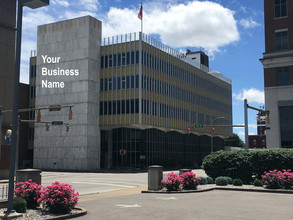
[[148, 165, 163, 190], [179, 169, 192, 176], [16, 169, 42, 185]]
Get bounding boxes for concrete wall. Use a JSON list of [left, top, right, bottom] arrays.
[[34, 16, 102, 170], [0, 0, 16, 141], [265, 86, 293, 148]]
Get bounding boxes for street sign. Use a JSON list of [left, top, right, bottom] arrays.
[[51, 121, 63, 125], [195, 124, 203, 128]]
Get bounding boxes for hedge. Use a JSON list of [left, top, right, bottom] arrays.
[[202, 149, 293, 183]]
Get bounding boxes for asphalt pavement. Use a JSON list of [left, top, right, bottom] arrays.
[[76, 189, 293, 220]]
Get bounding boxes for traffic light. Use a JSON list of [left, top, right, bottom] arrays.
[[37, 110, 42, 122], [266, 111, 270, 124], [212, 127, 215, 133], [66, 124, 70, 132], [188, 127, 190, 134], [46, 123, 49, 131], [68, 107, 73, 120]]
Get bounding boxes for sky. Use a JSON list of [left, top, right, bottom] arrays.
[[19, 0, 265, 140]]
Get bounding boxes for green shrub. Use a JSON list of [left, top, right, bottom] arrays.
[[198, 177, 207, 185], [223, 176, 233, 184], [233, 178, 243, 186], [202, 149, 293, 183], [206, 177, 214, 184], [215, 176, 228, 186], [253, 179, 263, 187], [13, 197, 27, 213]]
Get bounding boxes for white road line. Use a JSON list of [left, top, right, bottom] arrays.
[[116, 204, 141, 208], [156, 197, 178, 200], [72, 181, 136, 188]]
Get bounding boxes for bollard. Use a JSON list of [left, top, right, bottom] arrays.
[[148, 165, 163, 190], [16, 169, 42, 185], [179, 169, 192, 176]]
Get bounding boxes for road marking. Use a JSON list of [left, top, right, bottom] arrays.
[[116, 204, 141, 208], [156, 197, 178, 200], [72, 181, 135, 188]]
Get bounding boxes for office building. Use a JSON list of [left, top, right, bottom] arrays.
[[260, 0, 293, 148], [33, 16, 232, 170]]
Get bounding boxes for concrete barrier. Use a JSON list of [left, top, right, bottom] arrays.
[[148, 165, 163, 190], [16, 169, 42, 184]]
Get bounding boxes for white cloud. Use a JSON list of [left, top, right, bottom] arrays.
[[79, 0, 99, 12], [62, 10, 97, 20], [102, 1, 239, 52], [239, 17, 260, 29], [23, 10, 56, 33], [52, 0, 69, 7], [58, 0, 70, 7], [233, 88, 264, 104]]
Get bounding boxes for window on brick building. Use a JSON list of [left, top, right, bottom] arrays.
[[275, 0, 287, 18], [276, 30, 288, 50], [277, 67, 289, 86]]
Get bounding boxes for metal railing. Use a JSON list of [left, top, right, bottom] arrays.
[[0, 184, 9, 200]]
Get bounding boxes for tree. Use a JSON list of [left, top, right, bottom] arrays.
[[224, 133, 245, 148]]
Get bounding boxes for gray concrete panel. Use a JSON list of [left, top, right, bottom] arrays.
[[34, 16, 102, 170]]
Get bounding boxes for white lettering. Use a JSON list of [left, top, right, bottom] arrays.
[[41, 55, 47, 63], [42, 67, 47, 75], [41, 55, 61, 63], [42, 80, 65, 88]]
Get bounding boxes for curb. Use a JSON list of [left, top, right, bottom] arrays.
[[44, 207, 87, 220], [142, 186, 293, 194], [0, 202, 87, 220], [142, 188, 214, 194], [215, 187, 293, 194]]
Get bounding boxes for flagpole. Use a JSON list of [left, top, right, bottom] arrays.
[[141, 2, 143, 34]]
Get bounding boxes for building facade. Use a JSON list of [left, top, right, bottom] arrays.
[[34, 16, 232, 170], [261, 0, 293, 148], [248, 111, 266, 149]]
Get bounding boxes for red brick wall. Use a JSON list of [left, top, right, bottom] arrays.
[[264, 0, 293, 52]]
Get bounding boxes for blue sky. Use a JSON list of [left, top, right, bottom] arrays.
[[20, 0, 265, 140]]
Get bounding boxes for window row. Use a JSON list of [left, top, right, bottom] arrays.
[[100, 99, 230, 126], [101, 51, 139, 68], [101, 50, 230, 98], [100, 99, 139, 115], [142, 75, 231, 114], [100, 75, 139, 91], [101, 75, 232, 114], [141, 51, 230, 98]]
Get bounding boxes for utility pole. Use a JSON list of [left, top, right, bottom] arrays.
[[0, 106, 2, 159], [244, 99, 249, 150]]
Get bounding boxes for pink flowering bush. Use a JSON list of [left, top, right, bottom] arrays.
[[38, 181, 79, 214], [14, 179, 42, 209], [180, 172, 201, 190], [262, 169, 293, 189], [161, 172, 182, 191]]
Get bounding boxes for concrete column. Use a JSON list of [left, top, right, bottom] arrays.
[[107, 130, 113, 169], [34, 16, 102, 170]]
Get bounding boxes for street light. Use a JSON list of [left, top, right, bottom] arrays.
[[211, 117, 225, 153], [5, 0, 49, 214]]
